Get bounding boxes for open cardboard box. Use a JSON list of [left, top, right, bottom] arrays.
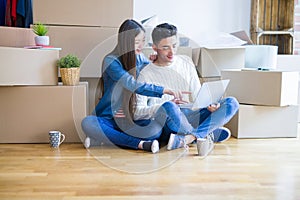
[[197, 46, 245, 77], [194, 30, 252, 78]]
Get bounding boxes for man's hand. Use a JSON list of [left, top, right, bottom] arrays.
[[207, 103, 220, 112]]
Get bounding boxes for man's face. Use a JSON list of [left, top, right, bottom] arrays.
[[153, 35, 177, 65]]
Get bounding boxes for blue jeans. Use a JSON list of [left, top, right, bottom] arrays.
[[81, 97, 239, 149], [156, 97, 239, 140], [81, 116, 163, 149]]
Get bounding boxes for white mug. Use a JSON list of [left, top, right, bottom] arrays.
[[49, 131, 65, 148]]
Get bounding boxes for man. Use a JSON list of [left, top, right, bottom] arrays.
[[134, 23, 239, 157]]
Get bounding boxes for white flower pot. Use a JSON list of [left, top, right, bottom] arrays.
[[35, 36, 50, 46]]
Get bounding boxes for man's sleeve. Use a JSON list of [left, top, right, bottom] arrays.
[[187, 57, 201, 101]]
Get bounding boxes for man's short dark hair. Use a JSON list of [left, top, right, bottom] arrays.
[[152, 23, 177, 45]]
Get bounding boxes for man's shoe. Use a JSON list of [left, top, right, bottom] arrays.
[[212, 127, 231, 143], [167, 133, 185, 150]]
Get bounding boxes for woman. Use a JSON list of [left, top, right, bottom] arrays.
[[81, 19, 184, 153]]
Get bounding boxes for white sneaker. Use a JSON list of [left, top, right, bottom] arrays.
[[151, 140, 159, 154], [167, 134, 185, 150], [84, 137, 91, 149]]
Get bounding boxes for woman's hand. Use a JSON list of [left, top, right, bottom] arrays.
[[163, 88, 191, 101], [207, 103, 220, 112], [171, 98, 189, 105], [149, 52, 157, 62]]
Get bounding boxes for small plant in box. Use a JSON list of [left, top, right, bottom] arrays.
[[32, 22, 49, 46], [57, 54, 81, 86]]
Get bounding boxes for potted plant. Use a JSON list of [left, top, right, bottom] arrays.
[[32, 22, 49, 46], [57, 54, 81, 86]]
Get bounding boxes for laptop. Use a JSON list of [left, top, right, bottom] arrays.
[[180, 79, 230, 109]]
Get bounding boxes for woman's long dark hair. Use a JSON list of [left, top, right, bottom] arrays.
[[101, 19, 145, 121]]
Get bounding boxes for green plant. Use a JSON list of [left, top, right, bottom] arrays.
[[32, 22, 48, 36], [57, 54, 81, 68]]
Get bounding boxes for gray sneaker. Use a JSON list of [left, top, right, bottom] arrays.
[[196, 134, 214, 157]]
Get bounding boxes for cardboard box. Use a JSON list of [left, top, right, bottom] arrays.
[[221, 69, 299, 106], [276, 55, 300, 121], [199, 77, 221, 84], [225, 104, 299, 138], [0, 47, 59, 86], [32, 0, 133, 27], [80, 77, 101, 114], [230, 31, 254, 45], [0, 83, 88, 143], [47, 25, 118, 78], [197, 46, 245, 77], [0, 26, 36, 47], [277, 55, 300, 72]]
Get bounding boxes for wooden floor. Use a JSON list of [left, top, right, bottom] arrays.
[[1, 133, 300, 200]]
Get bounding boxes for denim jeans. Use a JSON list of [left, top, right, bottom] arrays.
[[81, 116, 163, 149], [156, 97, 239, 139], [81, 97, 239, 149]]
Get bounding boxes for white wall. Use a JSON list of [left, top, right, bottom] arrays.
[[134, 0, 251, 46]]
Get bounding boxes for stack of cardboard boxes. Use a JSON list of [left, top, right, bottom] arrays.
[[193, 34, 299, 138], [222, 69, 299, 138], [0, 27, 88, 143], [32, 0, 134, 113]]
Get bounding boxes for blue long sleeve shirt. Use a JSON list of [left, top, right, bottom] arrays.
[[95, 53, 164, 119]]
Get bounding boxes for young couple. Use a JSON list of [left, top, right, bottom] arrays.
[[81, 19, 239, 156]]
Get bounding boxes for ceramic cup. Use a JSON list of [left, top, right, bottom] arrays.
[[196, 138, 209, 156], [49, 131, 65, 148]]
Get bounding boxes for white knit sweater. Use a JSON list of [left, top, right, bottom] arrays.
[[134, 55, 201, 120]]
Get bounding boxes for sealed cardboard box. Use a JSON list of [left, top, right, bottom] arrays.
[[0, 26, 35, 47], [197, 46, 245, 77], [32, 0, 133, 27], [221, 69, 299, 106], [0, 83, 88, 143], [225, 104, 299, 138], [276, 55, 300, 121], [0, 47, 59, 86], [47, 25, 118, 78], [277, 55, 300, 71]]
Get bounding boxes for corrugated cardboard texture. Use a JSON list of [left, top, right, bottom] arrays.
[[226, 104, 298, 138], [32, 0, 134, 27], [0, 26, 36, 47], [0, 47, 59, 85], [0, 83, 88, 143]]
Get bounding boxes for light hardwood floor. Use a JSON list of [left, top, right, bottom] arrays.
[[1, 133, 300, 200]]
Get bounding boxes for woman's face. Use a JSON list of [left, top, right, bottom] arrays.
[[134, 31, 146, 55]]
